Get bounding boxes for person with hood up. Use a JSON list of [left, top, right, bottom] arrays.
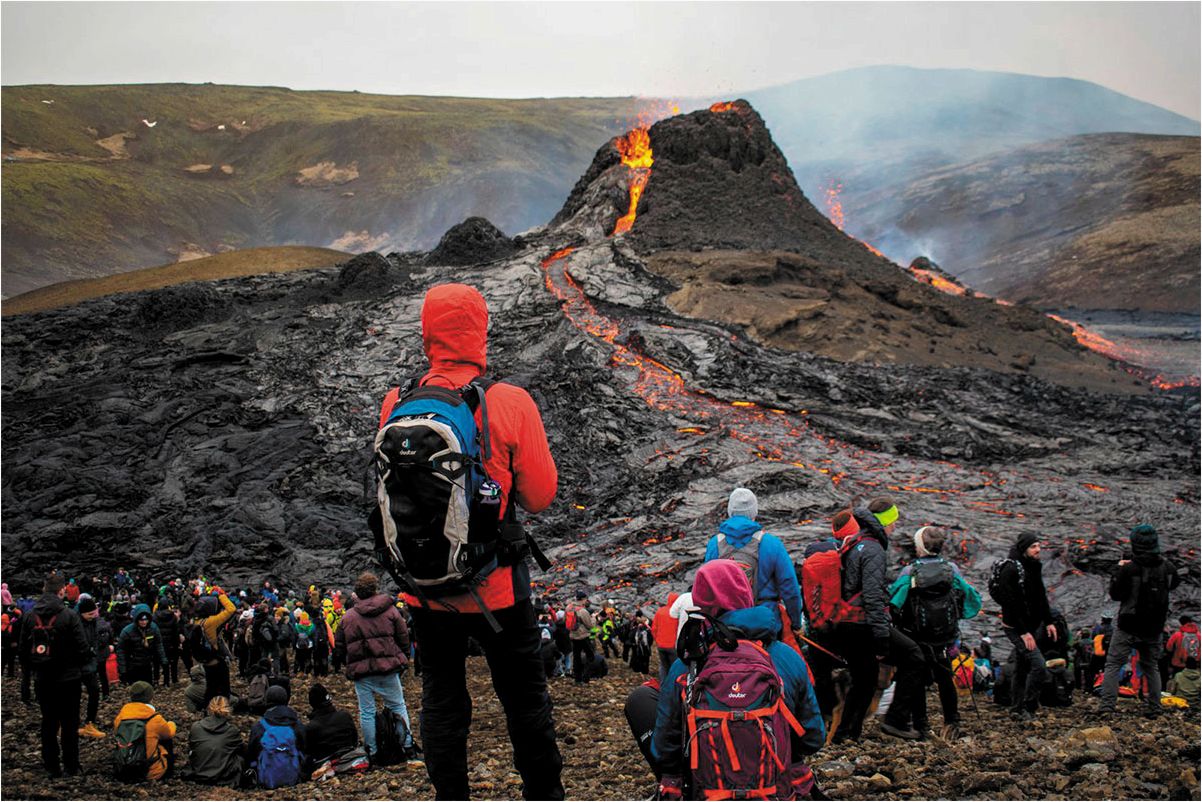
[[117, 603, 167, 686], [184, 695, 245, 787], [831, 501, 926, 742], [76, 594, 112, 738], [2, 582, 13, 607], [247, 685, 306, 786], [991, 532, 1056, 722], [113, 681, 178, 781], [19, 572, 92, 777], [184, 664, 209, 714], [64, 579, 81, 605], [704, 488, 803, 647], [304, 682, 359, 769], [334, 572, 417, 761], [377, 284, 563, 799], [649, 560, 825, 799], [1097, 524, 1181, 718]]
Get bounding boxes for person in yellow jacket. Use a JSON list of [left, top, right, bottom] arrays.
[[193, 591, 236, 708], [113, 681, 177, 780]]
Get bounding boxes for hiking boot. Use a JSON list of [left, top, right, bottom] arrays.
[[79, 722, 106, 739], [64, 766, 84, 777], [941, 722, 961, 740], [880, 721, 922, 740]]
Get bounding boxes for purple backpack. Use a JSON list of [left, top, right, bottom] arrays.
[[682, 637, 809, 800]]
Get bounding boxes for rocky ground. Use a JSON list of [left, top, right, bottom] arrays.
[[2, 660, 1198, 800]]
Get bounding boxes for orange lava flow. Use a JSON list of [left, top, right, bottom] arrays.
[[710, 101, 736, 113], [1082, 483, 1110, 493], [909, 267, 968, 297], [612, 127, 654, 236], [824, 181, 845, 231]]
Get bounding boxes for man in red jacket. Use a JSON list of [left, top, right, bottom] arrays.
[[650, 592, 681, 684], [378, 283, 562, 800]]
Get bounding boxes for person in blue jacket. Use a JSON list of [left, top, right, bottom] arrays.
[[888, 526, 981, 738], [651, 559, 825, 799], [703, 488, 803, 639]]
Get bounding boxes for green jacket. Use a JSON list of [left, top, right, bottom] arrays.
[[1168, 668, 1201, 707], [888, 557, 982, 620]]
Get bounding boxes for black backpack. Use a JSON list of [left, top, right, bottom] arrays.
[[1041, 665, 1073, 707], [906, 559, 962, 644], [372, 709, 407, 766], [29, 613, 57, 666], [988, 558, 1023, 605], [1131, 563, 1171, 625], [112, 716, 152, 782]]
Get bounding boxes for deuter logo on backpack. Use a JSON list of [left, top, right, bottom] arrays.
[[373, 380, 502, 594]]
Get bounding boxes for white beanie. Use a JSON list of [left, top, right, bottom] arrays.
[[914, 526, 936, 558], [727, 488, 758, 520]]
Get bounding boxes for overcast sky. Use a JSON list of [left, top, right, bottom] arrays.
[[2, 1, 1198, 119]]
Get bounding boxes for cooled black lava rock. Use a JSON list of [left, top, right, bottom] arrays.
[[626, 100, 877, 263], [336, 251, 407, 293], [424, 216, 517, 265]]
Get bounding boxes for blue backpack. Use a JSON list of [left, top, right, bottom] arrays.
[[255, 721, 302, 789]]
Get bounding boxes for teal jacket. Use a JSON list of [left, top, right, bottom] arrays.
[[888, 557, 982, 620]]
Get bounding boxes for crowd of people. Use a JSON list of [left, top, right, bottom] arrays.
[[3, 283, 1196, 800]]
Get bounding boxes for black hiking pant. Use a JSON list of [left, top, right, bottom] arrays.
[[411, 600, 564, 800], [804, 631, 840, 721], [36, 676, 81, 773], [164, 644, 180, 685], [1004, 628, 1047, 714], [202, 659, 231, 708], [82, 671, 101, 724], [572, 638, 595, 684], [833, 623, 924, 739], [912, 643, 959, 730], [624, 682, 661, 780]]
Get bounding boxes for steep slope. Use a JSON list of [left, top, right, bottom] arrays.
[[841, 133, 1200, 313], [1, 84, 646, 296]]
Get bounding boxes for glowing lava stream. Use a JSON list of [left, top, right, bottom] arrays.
[[612, 127, 654, 236]]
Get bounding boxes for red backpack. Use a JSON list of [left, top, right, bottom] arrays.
[[680, 636, 810, 800], [800, 538, 865, 631], [1175, 631, 1200, 666], [564, 608, 578, 632]]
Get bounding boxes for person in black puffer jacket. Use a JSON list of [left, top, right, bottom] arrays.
[[831, 499, 925, 743], [304, 683, 359, 769], [1097, 524, 1180, 718], [991, 532, 1055, 722]]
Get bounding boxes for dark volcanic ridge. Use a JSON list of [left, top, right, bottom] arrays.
[[2, 101, 1198, 636], [424, 216, 517, 266]]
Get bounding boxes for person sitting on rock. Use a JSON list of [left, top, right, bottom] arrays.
[[113, 681, 178, 781], [1167, 657, 1200, 707], [637, 559, 825, 800], [184, 664, 208, 714], [184, 695, 245, 788], [247, 685, 306, 788], [304, 682, 359, 770]]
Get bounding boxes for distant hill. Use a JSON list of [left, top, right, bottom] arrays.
[[743, 65, 1200, 200], [842, 133, 1201, 313], [1, 84, 643, 296], [1, 246, 347, 315]]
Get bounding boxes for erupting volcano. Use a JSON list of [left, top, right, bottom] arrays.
[[2, 99, 1197, 652]]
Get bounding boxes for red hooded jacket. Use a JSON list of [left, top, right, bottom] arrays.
[[380, 284, 557, 613], [1166, 622, 1199, 669], [651, 592, 682, 650]]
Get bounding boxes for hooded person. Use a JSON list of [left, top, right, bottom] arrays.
[[704, 488, 804, 650], [1097, 524, 1181, 717], [651, 592, 682, 684], [1, 583, 12, 607], [1166, 615, 1200, 672], [184, 664, 209, 714], [991, 532, 1055, 722], [114, 681, 178, 781], [184, 696, 245, 787], [116, 603, 167, 686], [647, 560, 825, 800], [376, 283, 563, 800]]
